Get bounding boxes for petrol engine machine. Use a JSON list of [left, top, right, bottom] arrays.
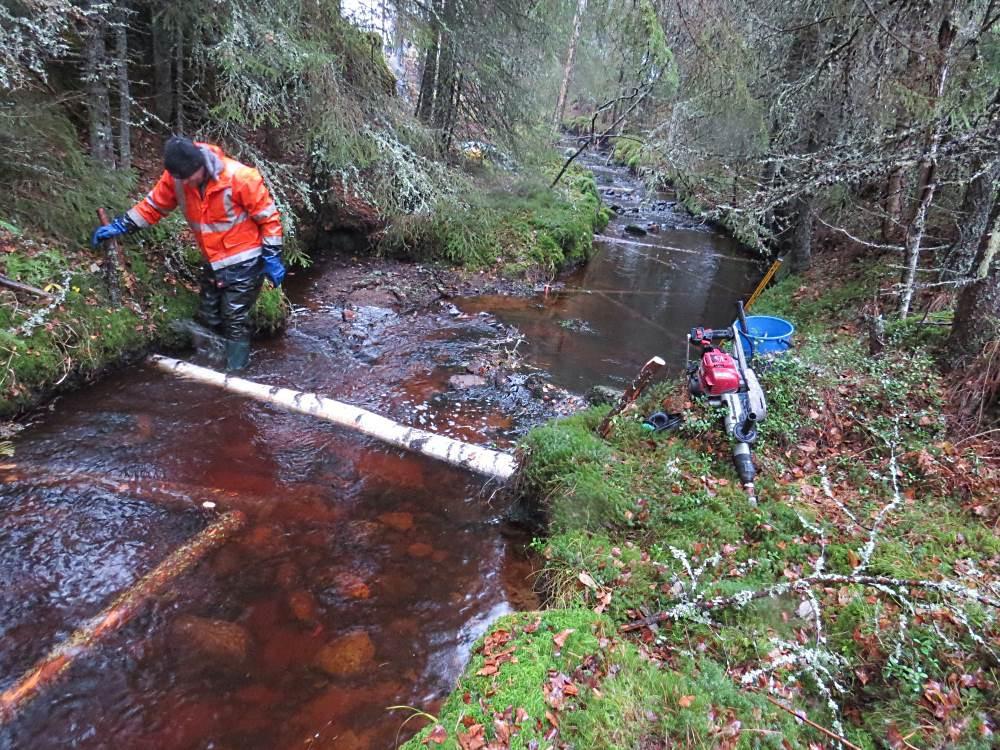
[[687, 302, 767, 503]]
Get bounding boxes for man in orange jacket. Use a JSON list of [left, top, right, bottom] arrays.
[[92, 136, 286, 371]]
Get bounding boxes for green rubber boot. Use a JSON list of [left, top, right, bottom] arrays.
[[224, 338, 251, 372]]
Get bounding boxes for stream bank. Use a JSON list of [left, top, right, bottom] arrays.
[[1, 146, 766, 748], [403, 248, 1000, 749]]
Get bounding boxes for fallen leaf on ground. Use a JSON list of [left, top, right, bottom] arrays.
[[423, 725, 448, 745], [553, 629, 574, 650], [457, 723, 485, 750]]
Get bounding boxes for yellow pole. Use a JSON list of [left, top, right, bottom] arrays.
[[745, 257, 783, 311]]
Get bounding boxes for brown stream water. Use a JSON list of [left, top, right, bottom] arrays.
[[0, 150, 759, 749]]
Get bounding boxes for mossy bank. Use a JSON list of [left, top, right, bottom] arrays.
[[0, 222, 287, 418], [404, 251, 1000, 749]]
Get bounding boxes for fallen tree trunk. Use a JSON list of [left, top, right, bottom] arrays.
[[0, 462, 346, 520], [148, 355, 518, 482], [0, 510, 246, 724]]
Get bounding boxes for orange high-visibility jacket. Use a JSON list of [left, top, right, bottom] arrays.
[[127, 142, 283, 271]]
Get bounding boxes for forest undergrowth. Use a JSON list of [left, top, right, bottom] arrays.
[[402, 246, 1000, 750]]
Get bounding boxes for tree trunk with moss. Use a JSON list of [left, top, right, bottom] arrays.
[[947, 204, 1000, 367], [947, 262, 1000, 370], [940, 160, 1000, 281], [83, 8, 115, 167], [115, 11, 131, 172], [416, 0, 442, 124], [898, 7, 956, 318], [431, 32, 455, 133], [788, 193, 813, 273], [151, 12, 173, 122], [174, 23, 185, 132]]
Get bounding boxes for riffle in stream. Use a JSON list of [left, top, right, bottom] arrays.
[[0, 151, 758, 749]]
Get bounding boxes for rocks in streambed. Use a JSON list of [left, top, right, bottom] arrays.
[[314, 630, 376, 676], [314, 566, 374, 601], [274, 560, 301, 588], [172, 615, 252, 665], [624, 223, 647, 236], [377, 511, 414, 532], [448, 374, 487, 389], [287, 589, 323, 628], [331, 571, 372, 600], [587, 385, 624, 406], [406, 542, 447, 562]]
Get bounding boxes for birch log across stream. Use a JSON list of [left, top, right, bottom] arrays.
[[148, 355, 519, 481]]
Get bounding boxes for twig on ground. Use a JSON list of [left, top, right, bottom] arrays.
[[760, 694, 862, 750]]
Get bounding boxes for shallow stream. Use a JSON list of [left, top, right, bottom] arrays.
[[0, 149, 758, 749]]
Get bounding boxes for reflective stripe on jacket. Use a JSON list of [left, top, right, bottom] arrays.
[[127, 142, 283, 270]]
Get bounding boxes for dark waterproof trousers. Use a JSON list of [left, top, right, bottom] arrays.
[[195, 257, 264, 343]]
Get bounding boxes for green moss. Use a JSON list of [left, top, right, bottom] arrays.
[[610, 138, 645, 173], [251, 285, 290, 335], [562, 115, 593, 135], [561, 654, 809, 749], [471, 253, 1000, 748], [401, 609, 607, 749], [1, 95, 135, 243], [378, 164, 606, 274]]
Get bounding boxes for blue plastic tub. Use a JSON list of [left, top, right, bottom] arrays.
[[735, 315, 794, 357]]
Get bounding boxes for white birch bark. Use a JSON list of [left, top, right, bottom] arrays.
[[149, 356, 518, 481], [553, 0, 587, 129]]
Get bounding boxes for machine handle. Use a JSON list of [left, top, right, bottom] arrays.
[[689, 327, 734, 342]]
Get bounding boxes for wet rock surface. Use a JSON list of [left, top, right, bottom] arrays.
[[314, 630, 377, 676], [171, 615, 252, 665]]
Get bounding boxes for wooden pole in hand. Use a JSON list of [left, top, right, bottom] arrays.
[[96, 207, 134, 305], [597, 356, 665, 438]]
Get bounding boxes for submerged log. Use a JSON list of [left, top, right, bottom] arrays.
[[597, 356, 665, 438], [148, 355, 518, 481], [0, 510, 246, 724]]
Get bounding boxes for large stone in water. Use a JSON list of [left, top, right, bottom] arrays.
[[377, 511, 414, 532], [587, 385, 624, 406], [287, 589, 322, 627], [624, 223, 647, 236], [332, 571, 371, 600], [314, 630, 376, 676], [448, 373, 487, 389], [172, 615, 251, 665], [407, 542, 434, 558]]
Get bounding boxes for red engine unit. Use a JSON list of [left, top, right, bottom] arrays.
[[699, 349, 741, 396]]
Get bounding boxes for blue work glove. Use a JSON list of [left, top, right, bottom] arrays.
[[90, 214, 136, 247], [263, 252, 286, 286]]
